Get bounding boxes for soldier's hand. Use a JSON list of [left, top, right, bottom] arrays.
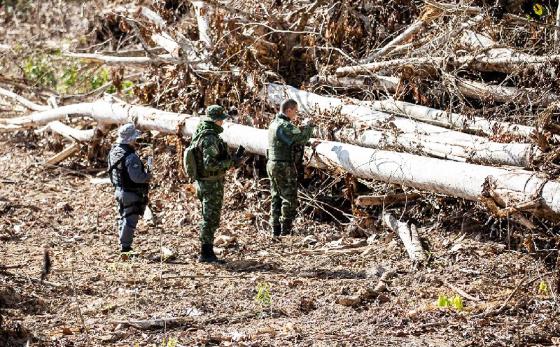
[[302, 118, 315, 128], [234, 145, 246, 159], [310, 139, 321, 149]]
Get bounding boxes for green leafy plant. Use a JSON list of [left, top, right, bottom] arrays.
[[90, 68, 110, 90], [255, 281, 272, 307], [121, 79, 135, 95], [161, 337, 178, 347], [436, 294, 463, 311], [437, 294, 450, 308], [451, 295, 463, 311], [538, 280, 549, 295], [59, 65, 79, 93]]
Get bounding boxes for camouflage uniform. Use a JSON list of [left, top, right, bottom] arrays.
[[192, 111, 233, 246], [107, 124, 151, 252], [267, 113, 313, 235]]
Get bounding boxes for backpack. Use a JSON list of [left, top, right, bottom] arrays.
[[183, 130, 213, 180]]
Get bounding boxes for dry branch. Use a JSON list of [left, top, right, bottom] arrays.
[[382, 212, 426, 263], [191, 1, 214, 49], [3, 98, 560, 220], [111, 317, 193, 330], [46, 143, 81, 165], [413, 14, 485, 57], [361, 20, 427, 62], [355, 193, 421, 207], [37, 121, 96, 142], [0, 87, 51, 111]]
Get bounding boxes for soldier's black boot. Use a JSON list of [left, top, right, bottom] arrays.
[[198, 244, 225, 264], [120, 246, 136, 261], [272, 224, 282, 237], [281, 220, 293, 236]]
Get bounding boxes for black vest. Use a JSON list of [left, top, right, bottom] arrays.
[[108, 144, 148, 193]]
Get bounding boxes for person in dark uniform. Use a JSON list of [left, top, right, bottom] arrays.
[[107, 123, 151, 257]]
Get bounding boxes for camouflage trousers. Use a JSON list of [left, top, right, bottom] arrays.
[[196, 179, 224, 245], [267, 161, 298, 227]]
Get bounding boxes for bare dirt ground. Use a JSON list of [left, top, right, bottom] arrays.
[[1, 0, 560, 346], [1, 130, 559, 346]]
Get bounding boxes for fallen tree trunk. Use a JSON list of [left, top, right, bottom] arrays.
[[457, 30, 553, 74], [335, 52, 560, 77], [267, 83, 539, 167], [446, 75, 559, 106], [3, 99, 560, 220], [310, 75, 400, 93], [310, 76, 544, 136], [314, 73, 558, 109]]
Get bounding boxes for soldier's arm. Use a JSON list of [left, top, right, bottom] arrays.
[[201, 136, 233, 171], [277, 124, 313, 146], [125, 154, 151, 183]]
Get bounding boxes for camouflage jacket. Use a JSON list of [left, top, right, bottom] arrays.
[[267, 113, 313, 162], [193, 120, 233, 179]]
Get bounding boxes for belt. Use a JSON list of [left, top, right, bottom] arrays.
[[198, 173, 226, 181]]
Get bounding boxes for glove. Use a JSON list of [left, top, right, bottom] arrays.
[[146, 156, 153, 171], [233, 145, 246, 166], [301, 118, 315, 128]]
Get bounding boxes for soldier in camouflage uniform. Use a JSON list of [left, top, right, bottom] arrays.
[[267, 99, 314, 237], [107, 123, 152, 256], [189, 105, 240, 263]]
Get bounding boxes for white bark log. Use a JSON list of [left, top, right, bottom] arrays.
[[191, 1, 214, 49], [322, 72, 559, 107], [63, 52, 182, 65], [311, 75, 400, 92], [267, 84, 539, 167], [3, 99, 560, 219], [37, 121, 95, 142], [363, 98, 537, 138], [336, 49, 560, 77], [382, 212, 426, 263], [140, 6, 166, 28], [449, 76, 559, 106], [150, 33, 215, 70], [151, 33, 181, 58]]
